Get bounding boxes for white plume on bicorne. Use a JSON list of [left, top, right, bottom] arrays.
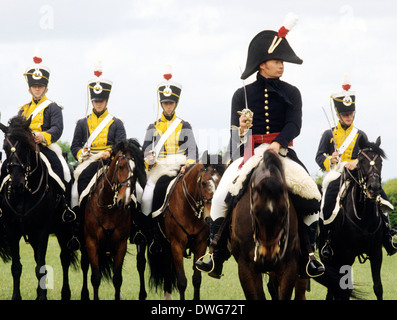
[[282, 12, 299, 32]]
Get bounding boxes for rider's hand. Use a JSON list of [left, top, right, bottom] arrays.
[[267, 141, 281, 155], [331, 151, 339, 164], [101, 151, 111, 160], [344, 159, 358, 171]]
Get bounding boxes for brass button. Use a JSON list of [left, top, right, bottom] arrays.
[[266, 131, 270, 134], [264, 106, 269, 110], [265, 112, 269, 116], [264, 88, 268, 92], [266, 119, 269, 123], [266, 126, 270, 130], [265, 94, 269, 98], [264, 100, 268, 104]]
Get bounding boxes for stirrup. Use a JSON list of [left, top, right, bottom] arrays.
[[195, 252, 215, 273], [62, 207, 76, 223], [320, 240, 334, 259], [305, 253, 325, 278]]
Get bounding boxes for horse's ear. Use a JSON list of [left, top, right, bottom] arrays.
[[0, 123, 7, 134], [201, 150, 209, 164], [25, 116, 32, 129], [358, 134, 368, 150], [375, 136, 381, 147]]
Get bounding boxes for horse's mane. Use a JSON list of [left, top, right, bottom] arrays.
[[204, 154, 226, 176], [6, 115, 36, 150], [114, 138, 147, 187], [361, 140, 386, 159], [254, 151, 286, 200]]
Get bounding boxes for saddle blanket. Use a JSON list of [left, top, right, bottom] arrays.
[[228, 153, 321, 201]]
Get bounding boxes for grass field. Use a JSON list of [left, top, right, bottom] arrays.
[[0, 235, 396, 300]]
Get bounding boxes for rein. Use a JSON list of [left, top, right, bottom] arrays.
[[3, 136, 49, 218], [340, 149, 383, 238], [250, 168, 290, 262], [94, 153, 135, 209]]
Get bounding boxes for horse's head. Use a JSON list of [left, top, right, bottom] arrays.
[[111, 138, 145, 209], [357, 136, 385, 199], [250, 150, 290, 271], [199, 151, 226, 219], [1, 116, 36, 194]]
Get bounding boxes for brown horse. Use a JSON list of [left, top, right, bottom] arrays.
[[231, 150, 305, 300], [80, 138, 146, 300], [148, 153, 225, 300]]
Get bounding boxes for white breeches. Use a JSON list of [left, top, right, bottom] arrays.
[[210, 144, 268, 221], [141, 175, 156, 216]]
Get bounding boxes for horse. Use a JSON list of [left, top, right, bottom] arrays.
[[230, 150, 304, 300], [147, 152, 225, 300], [80, 138, 146, 300], [0, 115, 78, 300], [318, 136, 388, 300]]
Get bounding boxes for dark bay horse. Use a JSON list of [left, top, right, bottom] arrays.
[[0, 115, 78, 300], [318, 137, 388, 300], [80, 138, 146, 300], [230, 150, 305, 300], [148, 153, 225, 300]]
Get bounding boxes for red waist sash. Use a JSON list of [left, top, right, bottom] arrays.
[[239, 133, 293, 168]]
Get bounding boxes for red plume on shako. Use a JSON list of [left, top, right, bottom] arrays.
[[331, 74, 356, 114], [88, 61, 113, 101], [157, 65, 182, 105], [24, 48, 50, 87]]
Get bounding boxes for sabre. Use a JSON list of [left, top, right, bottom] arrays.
[[321, 106, 339, 155], [237, 67, 253, 127]]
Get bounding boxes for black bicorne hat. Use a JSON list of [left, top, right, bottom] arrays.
[[88, 62, 113, 101], [331, 74, 356, 115], [24, 53, 50, 87], [241, 13, 303, 80], [157, 65, 182, 104]]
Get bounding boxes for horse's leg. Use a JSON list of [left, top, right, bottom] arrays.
[[237, 261, 265, 300], [30, 232, 49, 300], [277, 268, 296, 300], [171, 242, 187, 300], [192, 242, 207, 300], [80, 247, 90, 300], [136, 244, 147, 300], [57, 231, 72, 300], [370, 247, 383, 300], [10, 237, 22, 300], [86, 236, 101, 300], [113, 240, 128, 300], [294, 278, 307, 300]]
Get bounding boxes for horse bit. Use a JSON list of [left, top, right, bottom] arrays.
[[182, 166, 217, 219]]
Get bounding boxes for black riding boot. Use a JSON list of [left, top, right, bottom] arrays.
[[195, 217, 230, 279], [130, 209, 152, 246], [381, 213, 397, 256], [67, 206, 81, 251], [320, 223, 334, 261], [299, 219, 325, 278]]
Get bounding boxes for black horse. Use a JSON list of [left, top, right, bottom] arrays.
[[318, 136, 388, 300], [0, 115, 78, 300]]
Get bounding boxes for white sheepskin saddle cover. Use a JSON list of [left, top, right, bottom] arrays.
[[228, 154, 321, 201]]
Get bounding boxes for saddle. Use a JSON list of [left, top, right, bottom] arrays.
[[228, 153, 321, 205], [151, 173, 181, 218]]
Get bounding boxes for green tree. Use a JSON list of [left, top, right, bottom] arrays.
[[58, 140, 78, 168], [383, 179, 397, 229]]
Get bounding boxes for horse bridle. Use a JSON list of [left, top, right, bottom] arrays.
[[3, 135, 48, 216], [182, 166, 218, 219], [346, 148, 381, 200], [96, 152, 136, 209], [249, 168, 290, 262]]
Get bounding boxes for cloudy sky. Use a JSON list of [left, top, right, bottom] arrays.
[[0, 0, 396, 180]]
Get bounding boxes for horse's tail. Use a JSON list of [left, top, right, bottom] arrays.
[[98, 250, 114, 280], [0, 226, 11, 263], [147, 236, 177, 293]]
